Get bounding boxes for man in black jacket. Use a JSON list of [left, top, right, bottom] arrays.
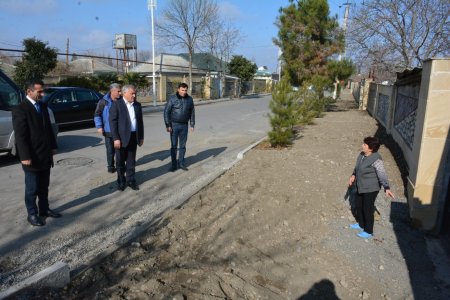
[[12, 79, 60, 226], [164, 83, 195, 172], [109, 84, 144, 191]]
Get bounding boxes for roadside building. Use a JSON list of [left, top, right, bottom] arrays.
[[130, 52, 235, 101]]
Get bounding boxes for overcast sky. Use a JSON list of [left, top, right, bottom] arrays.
[[0, 0, 341, 72]]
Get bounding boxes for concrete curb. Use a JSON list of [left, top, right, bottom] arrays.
[[0, 261, 70, 299], [237, 136, 267, 160]]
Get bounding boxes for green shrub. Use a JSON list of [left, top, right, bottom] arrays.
[[296, 76, 333, 124], [268, 80, 299, 147], [57, 76, 96, 89], [56, 73, 119, 93]]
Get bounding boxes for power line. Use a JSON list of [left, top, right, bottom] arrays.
[[0, 47, 221, 72], [0, 41, 22, 48]]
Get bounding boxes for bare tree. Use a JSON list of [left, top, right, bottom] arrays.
[[201, 19, 241, 72], [348, 0, 449, 80], [137, 50, 152, 62], [156, 0, 219, 93]]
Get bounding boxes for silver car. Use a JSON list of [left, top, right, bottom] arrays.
[[0, 70, 58, 156]]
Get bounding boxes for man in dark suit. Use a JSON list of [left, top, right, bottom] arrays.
[[109, 84, 144, 191], [12, 79, 60, 226]]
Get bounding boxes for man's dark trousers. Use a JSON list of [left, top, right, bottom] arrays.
[[104, 134, 115, 169], [116, 132, 137, 185], [170, 122, 188, 168], [24, 169, 50, 215]]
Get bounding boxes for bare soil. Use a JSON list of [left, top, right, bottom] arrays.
[[19, 91, 450, 299]]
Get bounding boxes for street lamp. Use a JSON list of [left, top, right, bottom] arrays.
[[147, 0, 157, 106]]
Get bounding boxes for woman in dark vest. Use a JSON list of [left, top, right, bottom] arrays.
[[348, 137, 395, 239]]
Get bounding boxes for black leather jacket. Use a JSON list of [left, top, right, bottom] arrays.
[[164, 93, 195, 128]]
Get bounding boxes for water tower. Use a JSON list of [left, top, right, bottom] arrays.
[[113, 34, 137, 73]]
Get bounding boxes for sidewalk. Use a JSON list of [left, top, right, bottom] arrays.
[[19, 90, 450, 299]]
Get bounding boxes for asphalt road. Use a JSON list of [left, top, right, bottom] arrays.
[[0, 95, 271, 291]]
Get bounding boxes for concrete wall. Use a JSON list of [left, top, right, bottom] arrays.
[[375, 84, 394, 129], [363, 58, 450, 232], [352, 82, 361, 106], [407, 59, 450, 232], [351, 79, 373, 110], [367, 83, 378, 116]]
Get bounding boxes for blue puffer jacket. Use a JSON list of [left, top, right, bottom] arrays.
[[94, 93, 114, 133]]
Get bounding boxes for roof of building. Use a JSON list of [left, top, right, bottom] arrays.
[[69, 58, 117, 74], [130, 53, 226, 74], [255, 69, 272, 77], [254, 66, 272, 78], [0, 62, 16, 78]]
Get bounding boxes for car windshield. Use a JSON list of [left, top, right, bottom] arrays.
[[0, 77, 21, 111]]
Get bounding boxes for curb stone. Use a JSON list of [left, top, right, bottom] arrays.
[[0, 261, 70, 299]]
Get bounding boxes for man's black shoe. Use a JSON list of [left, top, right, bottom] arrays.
[[108, 167, 116, 173], [39, 209, 62, 218], [179, 165, 188, 171], [169, 166, 177, 172], [117, 183, 126, 191], [127, 182, 139, 191], [27, 214, 45, 226]]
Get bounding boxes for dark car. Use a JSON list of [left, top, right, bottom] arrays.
[[42, 87, 103, 126], [0, 70, 58, 156]]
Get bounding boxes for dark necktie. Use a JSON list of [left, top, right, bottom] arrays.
[[34, 103, 41, 113]]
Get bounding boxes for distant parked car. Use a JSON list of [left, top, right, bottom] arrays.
[[42, 87, 103, 126], [0, 70, 58, 156]]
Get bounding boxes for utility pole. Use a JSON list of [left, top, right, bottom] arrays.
[[277, 47, 282, 82], [339, 2, 351, 61], [148, 0, 157, 106], [66, 38, 69, 66]]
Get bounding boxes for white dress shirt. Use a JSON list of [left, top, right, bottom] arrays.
[[124, 98, 137, 132], [26, 96, 38, 106]]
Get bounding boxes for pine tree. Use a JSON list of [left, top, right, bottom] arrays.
[[14, 38, 57, 88], [268, 80, 299, 147], [274, 0, 343, 86]]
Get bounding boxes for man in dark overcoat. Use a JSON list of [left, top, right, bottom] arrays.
[[12, 79, 60, 226]]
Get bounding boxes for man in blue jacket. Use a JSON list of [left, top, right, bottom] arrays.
[[94, 83, 121, 173], [164, 82, 195, 172]]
